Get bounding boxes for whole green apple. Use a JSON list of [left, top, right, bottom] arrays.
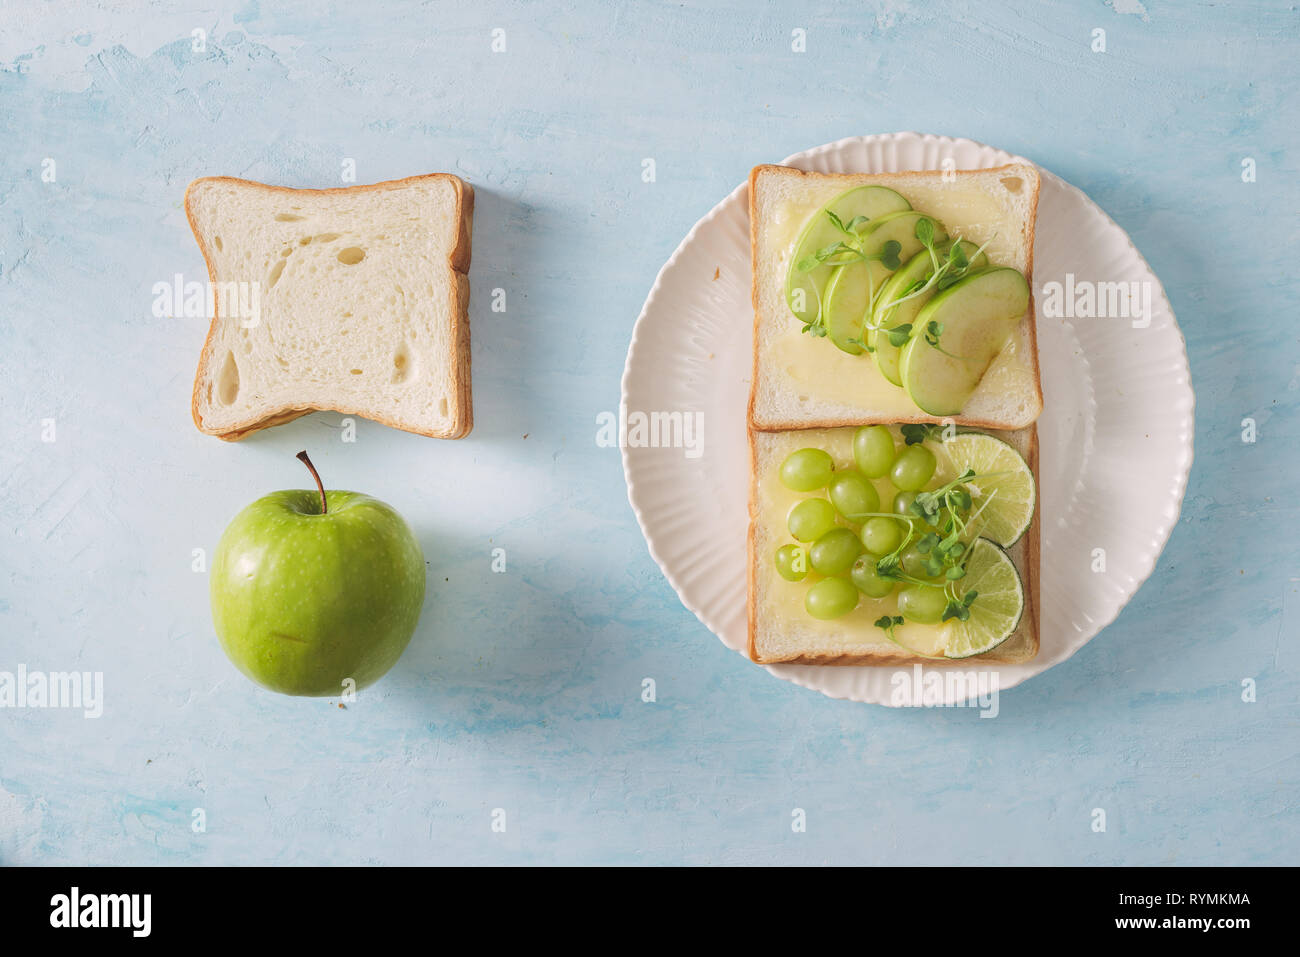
[[210, 452, 426, 696]]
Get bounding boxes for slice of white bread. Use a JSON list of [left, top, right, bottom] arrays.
[[749, 164, 1042, 431], [748, 425, 1039, 665], [186, 174, 474, 440]]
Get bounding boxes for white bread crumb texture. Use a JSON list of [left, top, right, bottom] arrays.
[[189, 177, 468, 436]]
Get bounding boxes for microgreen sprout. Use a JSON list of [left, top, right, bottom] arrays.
[[796, 209, 905, 339], [874, 614, 905, 641], [921, 319, 970, 360], [873, 613, 947, 659], [850, 454, 1018, 625], [942, 590, 979, 623], [865, 225, 998, 345], [900, 423, 945, 446]]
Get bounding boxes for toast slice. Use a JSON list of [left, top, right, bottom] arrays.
[[749, 163, 1042, 432], [186, 173, 474, 440], [748, 425, 1040, 665]]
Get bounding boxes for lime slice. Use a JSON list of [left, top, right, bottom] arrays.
[[942, 539, 1024, 659], [938, 432, 1035, 546]]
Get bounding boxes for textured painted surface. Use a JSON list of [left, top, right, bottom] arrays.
[[0, 0, 1296, 865]]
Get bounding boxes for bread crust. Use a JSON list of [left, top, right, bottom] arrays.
[[746, 165, 766, 434], [185, 173, 474, 441], [747, 425, 1040, 666], [747, 163, 1042, 433]]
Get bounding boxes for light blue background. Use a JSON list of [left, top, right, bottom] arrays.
[[1, 0, 1296, 866]]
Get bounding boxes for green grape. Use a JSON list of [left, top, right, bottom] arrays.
[[780, 448, 834, 492], [850, 555, 894, 598], [853, 425, 896, 478], [809, 527, 862, 575], [787, 498, 837, 542], [827, 470, 880, 522], [898, 585, 947, 624], [804, 576, 859, 620], [774, 544, 808, 582], [860, 516, 904, 555], [890, 444, 937, 492], [900, 543, 934, 579], [893, 490, 918, 515]]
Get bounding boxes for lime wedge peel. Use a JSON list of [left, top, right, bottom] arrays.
[[942, 538, 1024, 659], [937, 432, 1035, 547]]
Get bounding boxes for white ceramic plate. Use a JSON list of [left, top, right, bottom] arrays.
[[621, 133, 1194, 705]]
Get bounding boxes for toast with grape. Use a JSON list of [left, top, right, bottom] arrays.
[[748, 424, 1039, 665]]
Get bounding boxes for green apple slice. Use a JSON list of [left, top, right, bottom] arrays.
[[899, 267, 1029, 415], [870, 239, 988, 386], [784, 186, 910, 325], [820, 211, 948, 355]]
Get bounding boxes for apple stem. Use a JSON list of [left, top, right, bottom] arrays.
[[296, 450, 327, 515]]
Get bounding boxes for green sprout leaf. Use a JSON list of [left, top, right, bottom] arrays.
[[874, 614, 906, 642], [886, 323, 912, 347], [875, 554, 902, 580], [908, 492, 943, 525], [942, 601, 970, 623], [900, 423, 942, 446]]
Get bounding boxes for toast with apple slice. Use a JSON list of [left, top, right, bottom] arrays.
[[186, 173, 473, 440], [748, 163, 1042, 432]]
